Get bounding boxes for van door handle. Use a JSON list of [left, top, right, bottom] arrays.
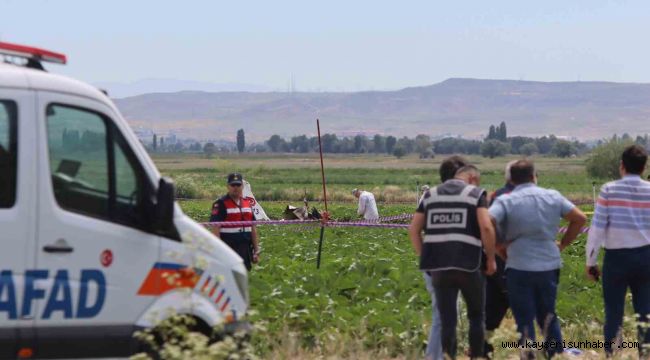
[[43, 239, 74, 253]]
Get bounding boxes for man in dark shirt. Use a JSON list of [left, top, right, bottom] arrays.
[[483, 160, 516, 358], [409, 163, 496, 359]]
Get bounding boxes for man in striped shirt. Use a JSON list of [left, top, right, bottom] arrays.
[[586, 145, 650, 356]]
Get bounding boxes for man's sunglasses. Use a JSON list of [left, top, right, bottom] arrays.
[[228, 183, 242, 187]]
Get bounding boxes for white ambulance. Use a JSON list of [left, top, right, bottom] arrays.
[[0, 42, 249, 358]]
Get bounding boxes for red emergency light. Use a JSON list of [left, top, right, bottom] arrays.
[[0, 41, 67, 65]]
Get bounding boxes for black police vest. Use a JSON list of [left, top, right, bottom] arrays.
[[419, 181, 485, 272]]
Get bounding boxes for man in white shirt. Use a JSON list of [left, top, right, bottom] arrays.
[[352, 188, 379, 220]]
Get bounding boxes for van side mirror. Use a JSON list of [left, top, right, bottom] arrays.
[[154, 177, 175, 230]]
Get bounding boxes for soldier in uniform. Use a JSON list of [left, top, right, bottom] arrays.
[[209, 173, 260, 270]]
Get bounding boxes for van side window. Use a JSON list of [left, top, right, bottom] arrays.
[[46, 104, 148, 229], [0, 101, 17, 208]]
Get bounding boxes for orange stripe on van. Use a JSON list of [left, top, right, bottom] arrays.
[[137, 262, 202, 296]]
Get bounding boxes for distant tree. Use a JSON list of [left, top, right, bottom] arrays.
[[586, 139, 635, 179], [498, 121, 507, 141], [307, 136, 319, 152], [415, 134, 432, 157], [519, 143, 539, 156], [373, 134, 386, 153], [237, 129, 246, 153], [636, 134, 650, 151], [393, 145, 406, 159], [338, 137, 354, 153], [431, 138, 451, 154], [385, 136, 397, 154], [173, 142, 184, 152], [189, 142, 201, 152], [397, 136, 415, 153], [321, 134, 340, 153], [481, 140, 510, 158], [464, 140, 482, 154], [353, 135, 367, 153], [288, 135, 308, 153], [419, 149, 434, 159], [70, 130, 80, 149], [551, 140, 577, 158], [267, 135, 285, 152], [509, 136, 535, 154], [251, 143, 269, 153], [153, 134, 158, 152], [80, 130, 104, 151], [432, 137, 481, 155], [635, 135, 646, 146], [535, 135, 556, 154], [62, 128, 81, 150], [203, 142, 216, 158], [487, 125, 496, 140], [432, 138, 457, 154], [574, 140, 589, 156]]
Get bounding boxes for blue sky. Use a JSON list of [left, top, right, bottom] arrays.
[[1, 0, 648, 91]]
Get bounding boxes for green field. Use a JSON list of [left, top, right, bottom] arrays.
[[157, 154, 642, 359], [157, 153, 597, 203]]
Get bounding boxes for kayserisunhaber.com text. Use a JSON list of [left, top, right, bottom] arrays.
[[501, 340, 639, 350]]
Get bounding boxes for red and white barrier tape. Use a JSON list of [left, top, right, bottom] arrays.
[[201, 219, 591, 234], [201, 219, 409, 229], [376, 213, 413, 222], [201, 219, 319, 227], [178, 197, 597, 206]]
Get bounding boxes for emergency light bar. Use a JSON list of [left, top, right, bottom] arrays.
[[0, 41, 67, 65]]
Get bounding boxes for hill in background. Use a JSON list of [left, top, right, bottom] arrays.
[[114, 78, 650, 141]]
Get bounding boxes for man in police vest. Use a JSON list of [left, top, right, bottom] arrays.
[[409, 163, 496, 359], [421, 155, 468, 360], [210, 173, 260, 271]]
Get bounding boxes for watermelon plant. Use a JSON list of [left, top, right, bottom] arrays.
[[177, 201, 641, 358]]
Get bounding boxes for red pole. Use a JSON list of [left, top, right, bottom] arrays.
[[316, 119, 328, 212], [316, 119, 327, 269]]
